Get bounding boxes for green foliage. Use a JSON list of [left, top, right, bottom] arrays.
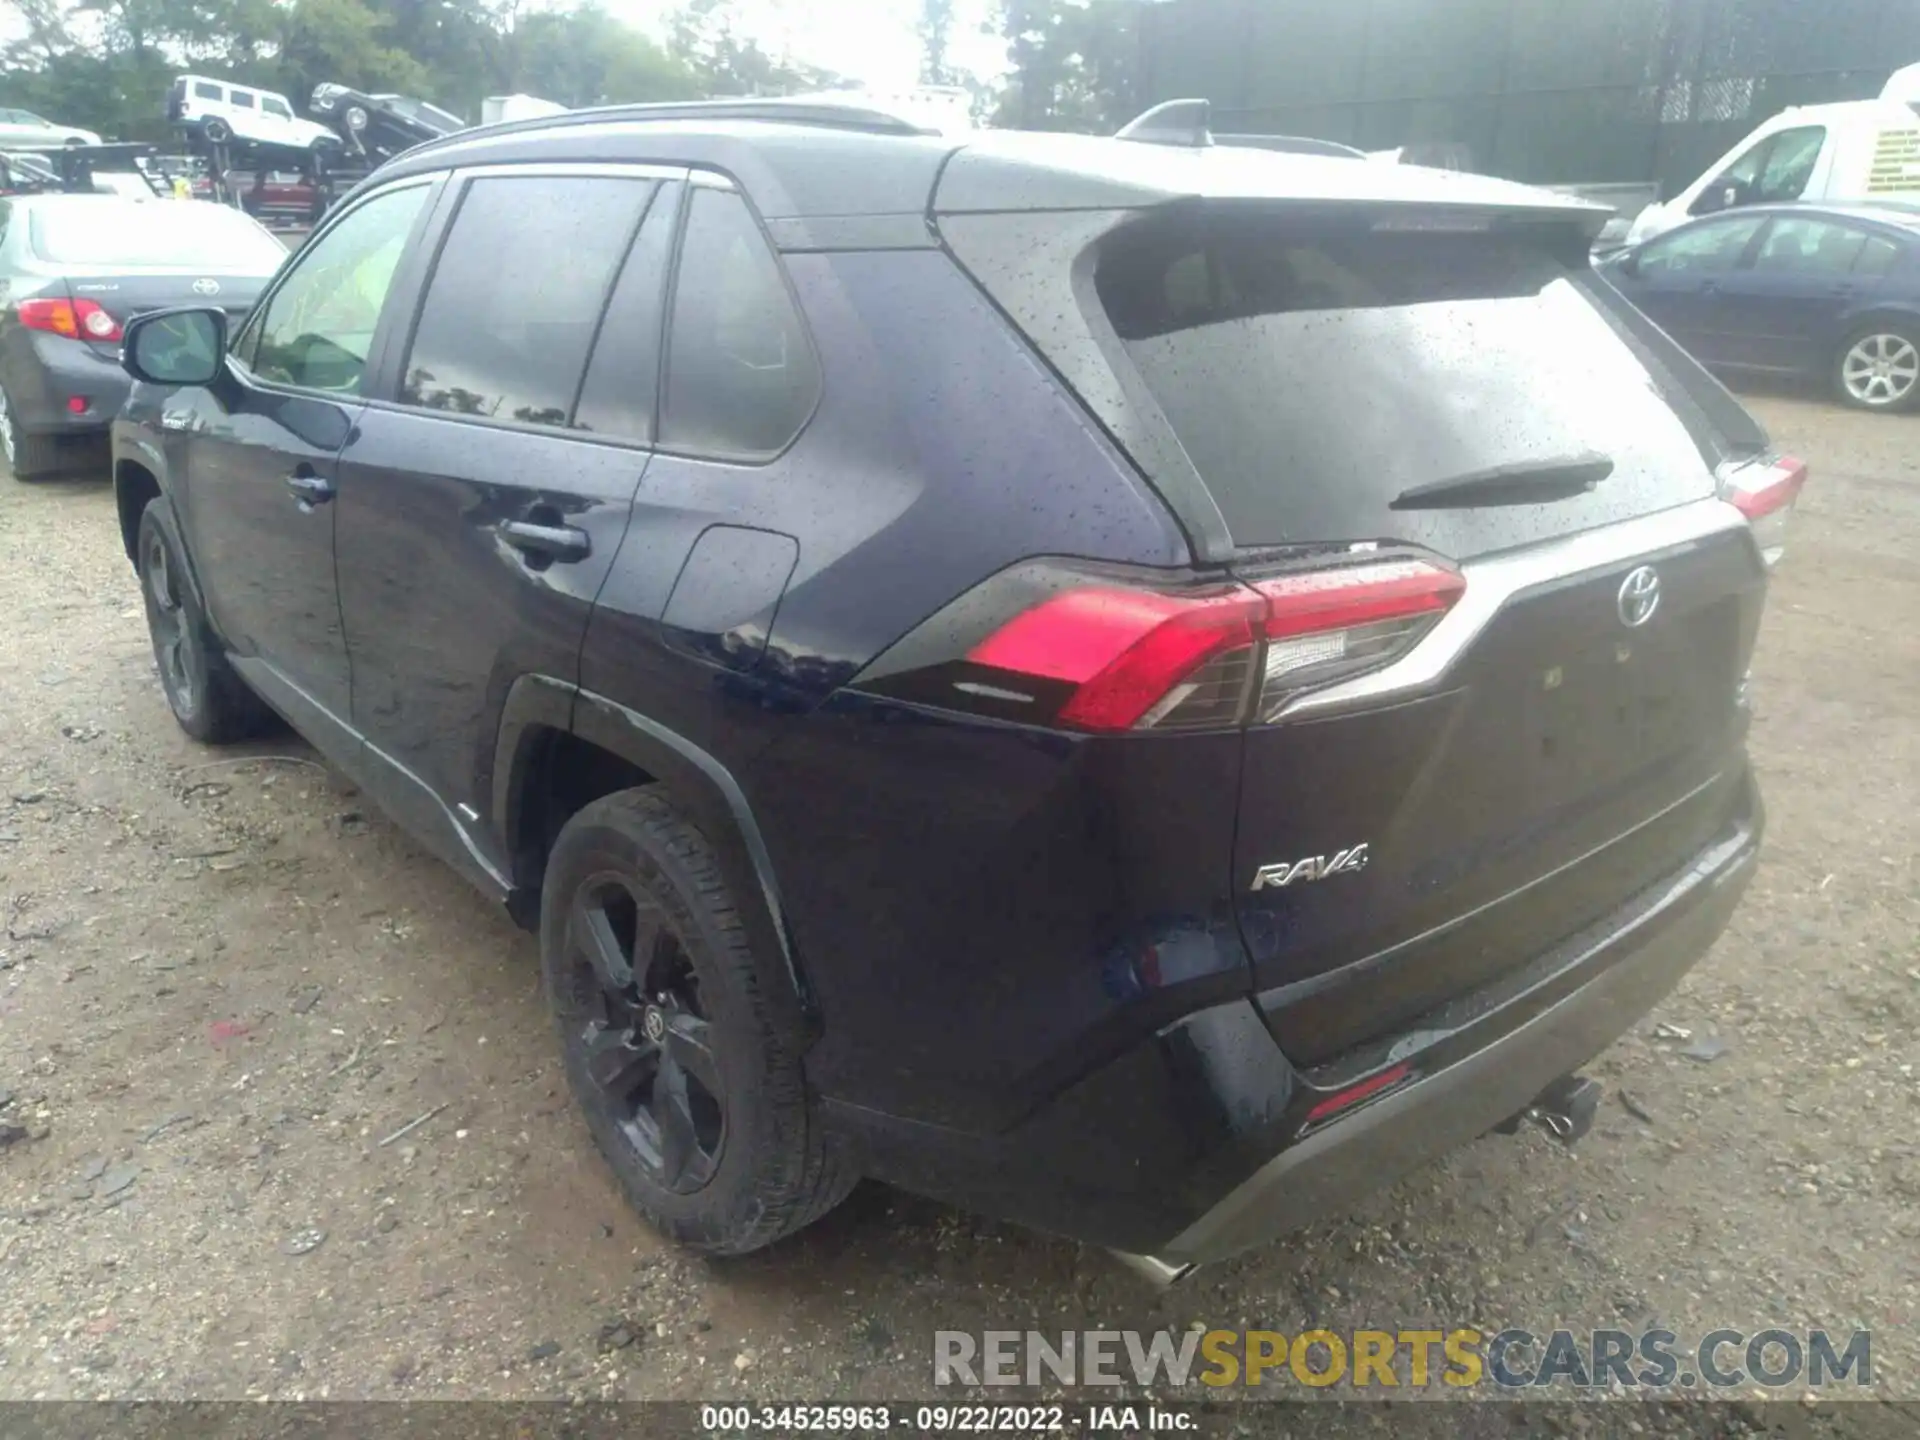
[[668, 0, 840, 97], [0, 0, 814, 141], [918, 0, 957, 85], [994, 0, 1144, 132], [512, 6, 701, 111]]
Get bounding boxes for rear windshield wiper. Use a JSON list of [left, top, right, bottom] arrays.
[[1389, 453, 1614, 510]]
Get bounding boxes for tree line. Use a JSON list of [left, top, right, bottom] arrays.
[[0, 0, 1151, 144]]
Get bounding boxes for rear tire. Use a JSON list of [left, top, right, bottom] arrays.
[[1833, 322, 1920, 413], [1, 386, 61, 481], [201, 117, 232, 146], [540, 788, 853, 1255], [136, 500, 272, 743]]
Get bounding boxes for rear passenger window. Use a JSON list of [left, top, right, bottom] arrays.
[[401, 175, 654, 427], [231, 92, 255, 110], [573, 183, 681, 444], [661, 187, 817, 457], [1857, 235, 1903, 278]]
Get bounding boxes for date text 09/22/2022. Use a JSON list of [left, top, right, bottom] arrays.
[[699, 1407, 1179, 1433]]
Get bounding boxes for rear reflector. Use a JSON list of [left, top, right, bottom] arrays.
[[861, 555, 1463, 734], [1304, 1062, 1414, 1124]]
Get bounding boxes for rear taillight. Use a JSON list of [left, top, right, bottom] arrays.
[[1248, 560, 1464, 724], [1719, 454, 1806, 567], [855, 556, 1463, 734], [16, 297, 122, 342]]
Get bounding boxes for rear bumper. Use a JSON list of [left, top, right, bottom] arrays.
[[839, 772, 1760, 1263], [1150, 793, 1757, 1266], [8, 331, 129, 435]]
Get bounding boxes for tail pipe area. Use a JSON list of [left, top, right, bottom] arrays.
[[1110, 1072, 1604, 1286], [1491, 1073, 1603, 1144]]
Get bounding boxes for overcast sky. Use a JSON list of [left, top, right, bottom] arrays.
[[606, 0, 1010, 91]]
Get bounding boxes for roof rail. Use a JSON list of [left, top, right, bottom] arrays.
[[402, 95, 942, 160], [1115, 99, 1213, 148], [1215, 133, 1366, 160]]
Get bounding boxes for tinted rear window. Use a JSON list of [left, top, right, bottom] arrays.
[[1095, 211, 1719, 555], [29, 200, 285, 271]]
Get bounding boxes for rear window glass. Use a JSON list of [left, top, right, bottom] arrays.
[[29, 200, 285, 271], [1095, 211, 1720, 554]]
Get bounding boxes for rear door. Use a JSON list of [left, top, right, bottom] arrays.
[[1085, 207, 1768, 1061], [1703, 214, 1894, 373], [332, 165, 681, 874]]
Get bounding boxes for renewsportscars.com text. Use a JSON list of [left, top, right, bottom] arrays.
[[934, 1328, 1872, 1391]]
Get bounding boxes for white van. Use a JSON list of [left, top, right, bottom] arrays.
[[1626, 66, 1920, 245], [167, 75, 339, 154]]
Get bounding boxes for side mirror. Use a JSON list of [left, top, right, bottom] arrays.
[[1616, 250, 1641, 277], [122, 306, 226, 387]]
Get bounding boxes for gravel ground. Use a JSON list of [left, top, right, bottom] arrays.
[[0, 393, 1915, 1431]]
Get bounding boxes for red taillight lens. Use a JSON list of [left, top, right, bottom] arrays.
[[1719, 454, 1806, 567], [17, 297, 78, 338], [16, 297, 121, 342], [1722, 454, 1806, 520], [861, 556, 1463, 734], [969, 585, 1262, 731]]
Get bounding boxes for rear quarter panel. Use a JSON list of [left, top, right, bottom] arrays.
[[576, 246, 1212, 1130]]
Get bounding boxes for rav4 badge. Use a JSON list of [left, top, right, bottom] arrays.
[[1250, 845, 1371, 892]]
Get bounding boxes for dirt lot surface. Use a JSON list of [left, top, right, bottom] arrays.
[[0, 394, 1916, 1431]]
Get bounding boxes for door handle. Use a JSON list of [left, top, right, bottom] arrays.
[[1700, 280, 1720, 295], [498, 519, 591, 564], [285, 470, 334, 509]]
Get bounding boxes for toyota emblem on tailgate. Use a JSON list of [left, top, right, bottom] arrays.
[[192, 278, 221, 296], [1617, 565, 1660, 628]]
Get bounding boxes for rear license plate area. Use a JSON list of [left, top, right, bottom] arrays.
[[1524, 630, 1697, 802]]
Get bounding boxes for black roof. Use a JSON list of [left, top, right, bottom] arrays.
[[377, 98, 1606, 233], [379, 106, 957, 224]]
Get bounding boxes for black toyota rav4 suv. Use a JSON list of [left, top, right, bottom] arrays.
[[109, 98, 1801, 1276]]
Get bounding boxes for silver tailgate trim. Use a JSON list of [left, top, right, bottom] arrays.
[[1275, 498, 1758, 723]]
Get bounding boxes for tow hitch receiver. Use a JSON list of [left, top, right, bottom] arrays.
[[1492, 1074, 1603, 1145]]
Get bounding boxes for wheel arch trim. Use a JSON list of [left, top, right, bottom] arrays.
[[493, 675, 812, 1022], [118, 459, 217, 627]]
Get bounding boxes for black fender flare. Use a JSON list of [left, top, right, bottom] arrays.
[[493, 675, 816, 1035], [113, 433, 174, 559], [117, 463, 216, 625]]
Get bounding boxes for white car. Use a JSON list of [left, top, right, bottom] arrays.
[[0, 107, 102, 149], [166, 75, 339, 154]]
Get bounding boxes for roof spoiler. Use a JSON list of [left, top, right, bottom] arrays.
[[1115, 99, 1213, 148]]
